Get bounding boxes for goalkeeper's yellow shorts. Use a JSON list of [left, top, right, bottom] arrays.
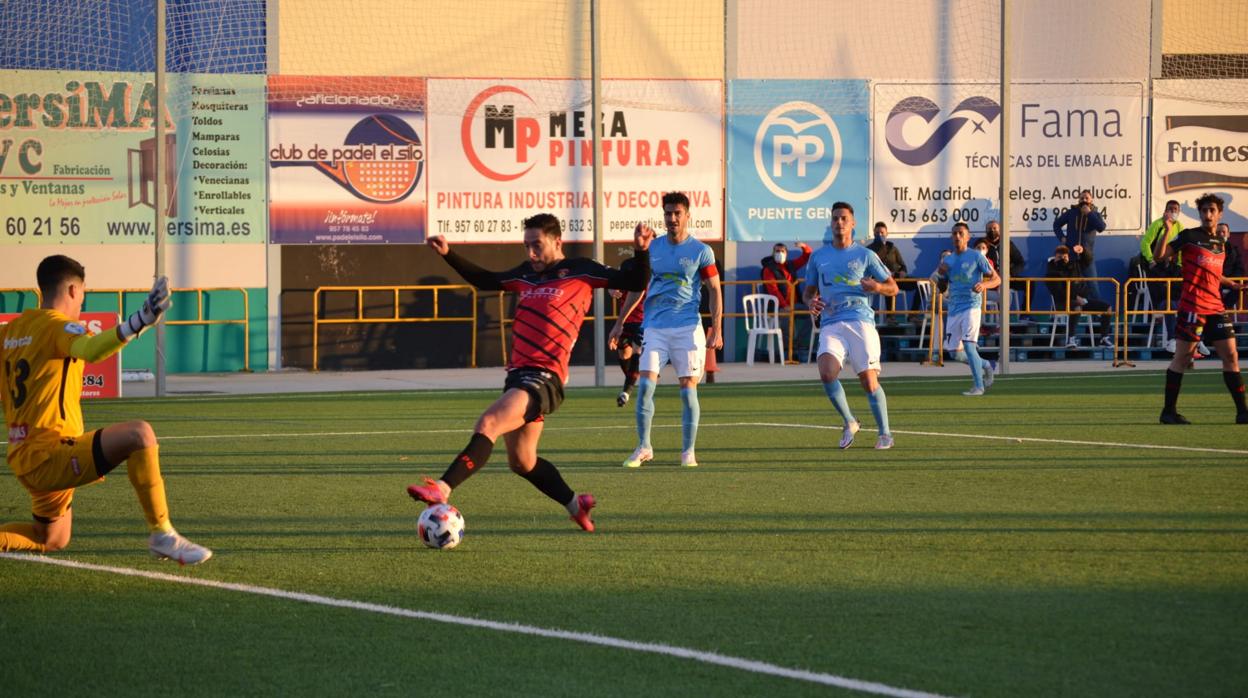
[[16, 430, 106, 521]]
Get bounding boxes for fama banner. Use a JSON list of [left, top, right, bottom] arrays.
[[872, 82, 1144, 236]]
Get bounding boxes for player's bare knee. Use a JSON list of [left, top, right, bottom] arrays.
[[131, 420, 157, 449]]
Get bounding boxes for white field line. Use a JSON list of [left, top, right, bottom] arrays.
[[3, 420, 1246, 455], [0, 553, 951, 698]]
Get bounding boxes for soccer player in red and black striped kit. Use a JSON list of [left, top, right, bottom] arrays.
[[1152, 193, 1248, 425], [407, 213, 653, 530]]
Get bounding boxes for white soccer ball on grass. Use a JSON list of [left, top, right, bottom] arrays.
[[418, 503, 465, 550]]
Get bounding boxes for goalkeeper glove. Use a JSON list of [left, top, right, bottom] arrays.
[[120, 276, 171, 340]]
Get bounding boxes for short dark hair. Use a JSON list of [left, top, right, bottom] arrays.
[[522, 213, 563, 239], [1195, 192, 1225, 212], [831, 201, 854, 214], [873, 221, 887, 232], [36, 255, 85, 297], [662, 191, 690, 210], [1166, 199, 1180, 209], [952, 222, 970, 234], [1055, 244, 1070, 255], [772, 243, 787, 250]]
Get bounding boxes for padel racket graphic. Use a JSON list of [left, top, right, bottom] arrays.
[[271, 114, 423, 203]]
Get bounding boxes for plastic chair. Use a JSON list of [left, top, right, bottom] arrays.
[[1049, 313, 1097, 348], [915, 280, 934, 349], [742, 293, 785, 366]]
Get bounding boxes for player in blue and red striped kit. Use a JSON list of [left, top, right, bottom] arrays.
[[406, 213, 652, 531]]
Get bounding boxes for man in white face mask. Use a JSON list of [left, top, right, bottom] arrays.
[[760, 240, 812, 310]]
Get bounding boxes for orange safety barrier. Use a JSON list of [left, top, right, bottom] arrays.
[[313, 285, 477, 371]]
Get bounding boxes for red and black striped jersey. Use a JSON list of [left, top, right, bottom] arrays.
[[442, 250, 649, 382], [1168, 227, 1226, 315]]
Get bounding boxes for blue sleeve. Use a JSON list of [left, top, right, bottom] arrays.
[[978, 255, 994, 275], [867, 250, 892, 282], [1090, 211, 1106, 232], [699, 244, 717, 272]]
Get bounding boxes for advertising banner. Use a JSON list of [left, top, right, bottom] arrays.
[[726, 80, 870, 242], [268, 76, 427, 244], [0, 70, 265, 245], [872, 82, 1144, 235], [0, 312, 120, 399], [427, 79, 722, 243], [1151, 80, 1248, 231]]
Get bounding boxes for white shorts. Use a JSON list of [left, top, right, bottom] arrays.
[[640, 324, 706, 378], [944, 307, 982, 353], [817, 319, 882, 375]]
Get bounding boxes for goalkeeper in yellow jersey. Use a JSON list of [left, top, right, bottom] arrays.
[[0, 255, 211, 564]]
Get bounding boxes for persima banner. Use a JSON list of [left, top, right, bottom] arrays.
[[872, 82, 1144, 235], [0, 70, 265, 245], [268, 76, 427, 244], [726, 80, 869, 242], [428, 79, 723, 243], [1151, 80, 1248, 230]]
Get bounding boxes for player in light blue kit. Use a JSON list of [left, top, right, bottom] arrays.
[[613, 192, 723, 468], [802, 202, 900, 450], [934, 222, 1000, 396]]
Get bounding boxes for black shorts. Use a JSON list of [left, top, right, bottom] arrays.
[[504, 368, 565, 423], [619, 322, 644, 352], [1175, 311, 1237, 344]]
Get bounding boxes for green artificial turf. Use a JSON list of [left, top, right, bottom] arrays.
[[1, 371, 1245, 697]]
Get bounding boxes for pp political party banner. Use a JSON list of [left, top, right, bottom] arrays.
[[427, 79, 722, 243], [1151, 80, 1248, 231], [872, 82, 1144, 236], [0, 70, 265, 245], [0, 312, 120, 399], [726, 80, 870, 242], [267, 76, 427, 244]]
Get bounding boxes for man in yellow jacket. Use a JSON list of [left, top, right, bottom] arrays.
[[1, 255, 211, 564], [1140, 200, 1183, 352]]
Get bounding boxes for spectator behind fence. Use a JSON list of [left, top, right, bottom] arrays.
[[1140, 199, 1182, 348], [1045, 244, 1114, 349], [1216, 222, 1244, 311], [760, 241, 811, 309], [973, 220, 1026, 293], [868, 222, 918, 319], [1052, 190, 1106, 300]]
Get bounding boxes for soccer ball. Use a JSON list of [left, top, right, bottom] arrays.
[[417, 504, 465, 550]]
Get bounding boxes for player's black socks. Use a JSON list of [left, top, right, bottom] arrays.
[[519, 457, 575, 506], [441, 432, 494, 489], [1163, 369, 1184, 413], [1223, 371, 1247, 413]]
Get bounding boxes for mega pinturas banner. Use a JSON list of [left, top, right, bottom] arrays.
[[872, 82, 1144, 236], [1151, 80, 1248, 231], [0, 69, 265, 245], [267, 76, 427, 244], [726, 80, 870, 242], [427, 79, 723, 243]]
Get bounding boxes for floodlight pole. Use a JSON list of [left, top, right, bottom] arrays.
[[998, 0, 1012, 375], [590, 0, 606, 387], [154, 0, 168, 396]]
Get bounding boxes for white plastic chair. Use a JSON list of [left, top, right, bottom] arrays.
[[1049, 313, 1097, 347], [915, 280, 934, 349], [742, 293, 785, 366]]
